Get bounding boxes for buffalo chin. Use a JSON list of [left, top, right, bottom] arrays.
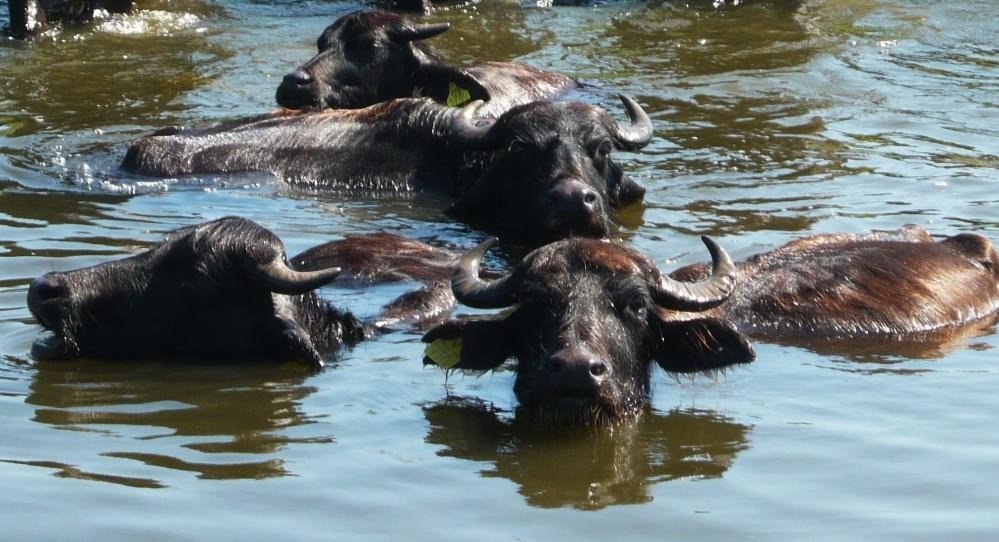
[[31, 333, 76, 360], [543, 219, 609, 244], [275, 85, 319, 111], [520, 396, 638, 427]]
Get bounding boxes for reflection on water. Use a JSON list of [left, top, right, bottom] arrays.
[[0, 16, 227, 135], [420, 1, 542, 62], [21, 359, 328, 484], [0, 6, 232, 192], [424, 397, 752, 510]]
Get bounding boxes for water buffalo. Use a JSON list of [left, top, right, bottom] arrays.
[[6, 0, 132, 38], [122, 95, 653, 244], [423, 226, 999, 424], [275, 9, 578, 117], [26, 217, 364, 369]]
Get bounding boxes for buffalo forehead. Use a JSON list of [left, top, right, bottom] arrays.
[[523, 241, 647, 288], [505, 103, 606, 142]]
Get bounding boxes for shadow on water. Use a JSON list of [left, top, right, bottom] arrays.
[[423, 396, 752, 510], [19, 359, 329, 485]]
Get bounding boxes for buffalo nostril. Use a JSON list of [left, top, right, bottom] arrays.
[[545, 358, 564, 374], [284, 68, 313, 86], [30, 275, 67, 302], [547, 180, 599, 216]]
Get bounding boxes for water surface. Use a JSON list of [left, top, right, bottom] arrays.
[[1, 0, 998, 539]]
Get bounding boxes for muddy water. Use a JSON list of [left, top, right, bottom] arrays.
[[1, 1, 998, 539]]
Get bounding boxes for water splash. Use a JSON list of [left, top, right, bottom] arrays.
[[95, 10, 206, 37]]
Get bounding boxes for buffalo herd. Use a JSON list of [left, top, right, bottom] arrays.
[[21, 7, 999, 425]]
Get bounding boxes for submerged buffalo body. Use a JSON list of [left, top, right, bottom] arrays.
[[122, 95, 652, 243], [424, 227, 999, 423], [275, 9, 577, 117], [669, 225, 999, 342], [27, 217, 364, 368]]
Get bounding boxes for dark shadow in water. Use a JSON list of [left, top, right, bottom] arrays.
[[423, 396, 752, 510], [23, 359, 328, 484], [0, 187, 129, 227]]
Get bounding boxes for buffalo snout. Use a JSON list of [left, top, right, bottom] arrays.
[[276, 68, 319, 110], [545, 179, 601, 222], [544, 346, 611, 401], [27, 273, 71, 327], [29, 273, 68, 305]]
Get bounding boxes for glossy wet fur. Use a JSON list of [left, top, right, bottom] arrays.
[[449, 100, 647, 241], [424, 237, 752, 424], [122, 96, 652, 244], [27, 217, 365, 368], [669, 226, 999, 341]]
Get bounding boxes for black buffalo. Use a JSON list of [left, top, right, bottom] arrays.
[[6, 0, 132, 38], [424, 235, 750, 424], [27, 217, 364, 368], [275, 9, 578, 117], [122, 95, 653, 244], [424, 227, 999, 423]]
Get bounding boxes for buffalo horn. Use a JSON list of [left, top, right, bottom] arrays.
[[449, 100, 497, 147], [651, 236, 736, 312], [612, 94, 654, 150], [253, 258, 342, 296], [391, 23, 451, 42], [451, 238, 519, 309]]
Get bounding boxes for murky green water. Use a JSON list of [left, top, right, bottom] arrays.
[[2, 0, 998, 539]]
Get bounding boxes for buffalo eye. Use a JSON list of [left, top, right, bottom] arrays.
[[627, 299, 648, 321], [592, 140, 613, 168], [507, 139, 528, 154], [613, 294, 649, 321]]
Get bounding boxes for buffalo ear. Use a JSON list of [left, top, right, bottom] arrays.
[[614, 176, 646, 206], [651, 317, 755, 374], [415, 64, 492, 107], [422, 316, 514, 371]]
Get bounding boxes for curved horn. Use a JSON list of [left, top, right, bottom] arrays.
[[651, 236, 736, 312], [449, 100, 497, 148], [612, 94, 653, 150], [391, 22, 451, 42], [252, 258, 342, 296], [452, 238, 519, 309]]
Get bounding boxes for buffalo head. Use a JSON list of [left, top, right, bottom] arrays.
[[422, 236, 755, 424], [27, 217, 362, 368], [447, 95, 652, 242], [276, 10, 478, 110]]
